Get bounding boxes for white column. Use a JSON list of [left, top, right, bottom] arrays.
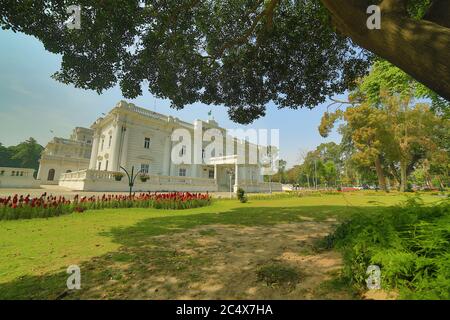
[[110, 121, 122, 172], [192, 165, 198, 178], [162, 135, 171, 176], [258, 165, 264, 182], [235, 163, 239, 187], [89, 132, 100, 169], [119, 126, 129, 170]]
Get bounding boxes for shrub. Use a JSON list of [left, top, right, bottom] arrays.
[[113, 173, 124, 181], [406, 182, 414, 192], [328, 196, 450, 299], [236, 188, 248, 203]]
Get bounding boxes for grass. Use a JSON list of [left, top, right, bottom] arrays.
[[0, 191, 443, 299]]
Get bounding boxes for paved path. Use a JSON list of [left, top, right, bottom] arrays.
[[0, 186, 239, 199]]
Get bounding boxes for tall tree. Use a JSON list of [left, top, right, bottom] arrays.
[[9, 138, 44, 172], [1, 0, 448, 123], [0, 143, 14, 167], [320, 97, 447, 191]]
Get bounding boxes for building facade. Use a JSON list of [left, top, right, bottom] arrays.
[[58, 101, 281, 193], [37, 127, 93, 184]]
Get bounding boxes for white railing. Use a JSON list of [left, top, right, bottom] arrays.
[[60, 170, 217, 186], [126, 104, 169, 122], [123, 104, 194, 129], [0, 167, 35, 177], [207, 155, 238, 165], [238, 180, 282, 187], [236, 181, 283, 193]]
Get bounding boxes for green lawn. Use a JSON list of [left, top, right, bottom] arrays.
[[0, 192, 442, 299]]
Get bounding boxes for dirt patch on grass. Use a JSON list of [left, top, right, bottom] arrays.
[[362, 290, 399, 300], [75, 220, 355, 300]]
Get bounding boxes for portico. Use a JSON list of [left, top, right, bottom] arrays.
[[208, 155, 264, 192]]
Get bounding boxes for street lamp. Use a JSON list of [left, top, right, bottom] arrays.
[[268, 174, 272, 194], [120, 165, 142, 197], [226, 168, 234, 199]]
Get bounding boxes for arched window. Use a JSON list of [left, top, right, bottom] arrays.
[[48, 169, 56, 181]]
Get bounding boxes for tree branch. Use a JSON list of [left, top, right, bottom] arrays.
[[212, 0, 279, 58], [320, 0, 450, 101], [380, 0, 408, 14]]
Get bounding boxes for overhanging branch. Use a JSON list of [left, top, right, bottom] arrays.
[[212, 0, 280, 58], [380, 0, 407, 14]]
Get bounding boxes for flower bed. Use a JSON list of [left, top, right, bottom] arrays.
[[0, 192, 212, 221]]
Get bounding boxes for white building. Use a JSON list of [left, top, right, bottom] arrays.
[[58, 101, 282, 193], [37, 127, 93, 184]]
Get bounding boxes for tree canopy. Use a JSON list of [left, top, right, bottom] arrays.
[[0, 138, 44, 174], [319, 60, 450, 191], [2, 0, 448, 124]]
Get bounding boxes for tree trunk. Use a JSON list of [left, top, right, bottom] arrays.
[[389, 163, 401, 186], [437, 175, 445, 190], [320, 0, 450, 101], [374, 155, 387, 191], [400, 159, 407, 192]]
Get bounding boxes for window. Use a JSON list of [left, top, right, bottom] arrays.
[[202, 149, 205, 159], [179, 168, 187, 177], [209, 170, 215, 179], [47, 169, 55, 181], [98, 162, 102, 171], [144, 137, 151, 149], [101, 138, 105, 151], [141, 164, 150, 174], [180, 145, 186, 156], [105, 160, 109, 171], [0, 170, 4, 176], [108, 135, 112, 148]]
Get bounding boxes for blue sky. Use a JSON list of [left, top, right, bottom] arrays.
[[0, 29, 342, 168]]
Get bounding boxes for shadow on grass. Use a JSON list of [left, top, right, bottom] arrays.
[[0, 204, 389, 299]]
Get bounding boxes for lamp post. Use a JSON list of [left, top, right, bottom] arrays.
[[120, 165, 142, 197], [269, 174, 272, 194], [226, 168, 234, 199], [314, 159, 318, 190]]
